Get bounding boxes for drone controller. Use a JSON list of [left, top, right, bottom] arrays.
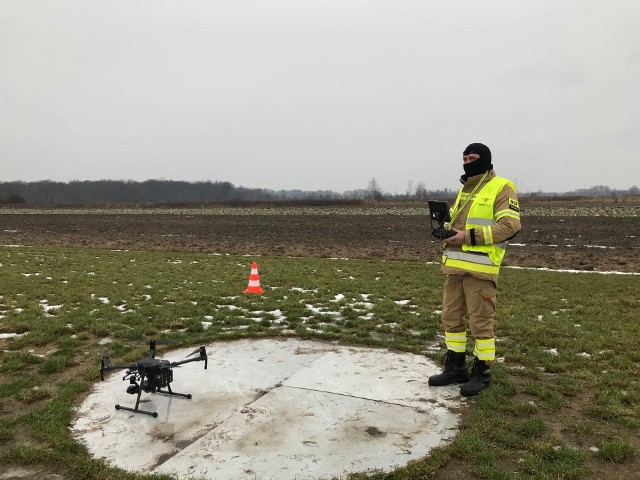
[[427, 200, 456, 239], [432, 226, 456, 239]]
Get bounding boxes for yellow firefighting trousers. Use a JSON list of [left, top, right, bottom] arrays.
[[442, 273, 497, 361]]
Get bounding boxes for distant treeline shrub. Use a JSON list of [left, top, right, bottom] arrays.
[[0, 194, 26, 204], [0, 180, 455, 206], [1, 180, 636, 206]]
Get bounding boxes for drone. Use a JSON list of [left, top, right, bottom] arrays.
[[100, 339, 208, 418]]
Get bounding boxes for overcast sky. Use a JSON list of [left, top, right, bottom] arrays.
[[1, 1, 639, 194]]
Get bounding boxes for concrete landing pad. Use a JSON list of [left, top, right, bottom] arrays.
[[71, 339, 461, 480]]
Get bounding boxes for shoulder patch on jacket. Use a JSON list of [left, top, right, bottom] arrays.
[[508, 198, 520, 212]]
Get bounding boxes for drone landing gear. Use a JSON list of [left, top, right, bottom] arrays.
[[116, 369, 193, 418], [115, 403, 159, 418]]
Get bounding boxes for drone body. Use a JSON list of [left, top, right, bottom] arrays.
[[100, 340, 208, 418]]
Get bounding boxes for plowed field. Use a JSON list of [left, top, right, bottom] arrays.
[[2, 205, 638, 273]]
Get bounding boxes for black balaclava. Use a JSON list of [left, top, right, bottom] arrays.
[[462, 143, 493, 181]]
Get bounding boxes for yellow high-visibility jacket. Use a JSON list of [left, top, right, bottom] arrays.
[[441, 170, 521, 278]]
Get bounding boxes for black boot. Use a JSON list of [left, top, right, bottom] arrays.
[[460, 357, 491, 396], [428, 350, 468, 386]]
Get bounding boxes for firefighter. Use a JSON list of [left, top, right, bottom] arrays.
[[428, 143, 521, 396]]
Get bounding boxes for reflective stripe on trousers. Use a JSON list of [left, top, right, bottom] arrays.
[[473, 338, 495, 361], [445, 330, 467, 353]]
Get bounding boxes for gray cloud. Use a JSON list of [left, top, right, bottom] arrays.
[[1, 0, 638, 193]]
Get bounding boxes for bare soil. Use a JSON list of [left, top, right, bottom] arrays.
[[1, 211, 638, 272]]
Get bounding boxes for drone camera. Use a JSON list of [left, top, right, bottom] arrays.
[[127, 384, 140, 395]]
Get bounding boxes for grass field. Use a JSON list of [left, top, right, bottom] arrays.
[[0, 245, 638, 479]]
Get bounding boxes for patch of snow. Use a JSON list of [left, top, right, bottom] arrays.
[[267, 309, 286, 323], [40, 301, 62, 314], [217, 305, 241, 311], [352, 302, 374, 310], [91, 295, 110, 304], [0, 333, 26, 339], [305, 304, 340, 316], [507, 266, 640, 276], [380, 322, 399, 329]]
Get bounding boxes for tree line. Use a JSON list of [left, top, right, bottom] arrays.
[[0, 179, 454, 206], [0, 179, 636, 206]]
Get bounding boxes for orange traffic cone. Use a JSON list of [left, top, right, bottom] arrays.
[[244, 262, 264, 294]]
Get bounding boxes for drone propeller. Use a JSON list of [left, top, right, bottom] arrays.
[[168, 345, 208, 369], [186, 346, 206, 358]]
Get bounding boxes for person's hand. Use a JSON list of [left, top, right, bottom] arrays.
[[444, 228, 465, 245]]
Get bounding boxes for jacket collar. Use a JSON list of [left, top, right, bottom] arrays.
[[460, 169, 496, 188]]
